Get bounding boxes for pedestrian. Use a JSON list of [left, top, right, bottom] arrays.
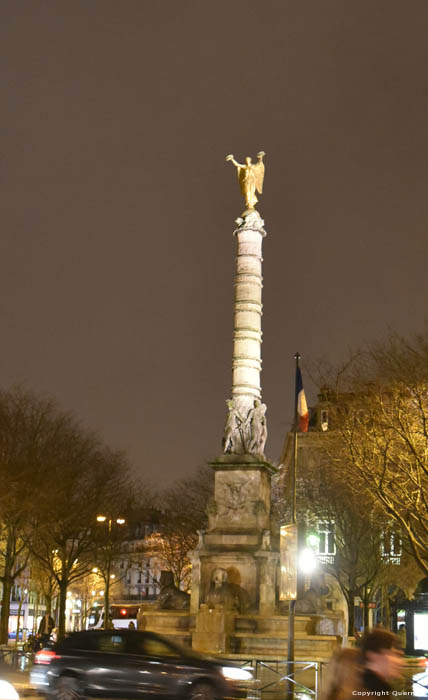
[[360, 629, 404, 695], [321, 648, 362, 700], [38, 612, 55, 646], [397, 624, 407, 651], [128, 620, 136, 630]]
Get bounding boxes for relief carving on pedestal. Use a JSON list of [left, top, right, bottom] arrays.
[[217, 478, 253, 522], [254, 499, 269, 530], [207, 498, 218, 530], [261, 529, 271, 551]]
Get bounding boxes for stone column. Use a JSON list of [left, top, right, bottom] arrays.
[[189, 554, 201, 614], [232, 210, 266, 420], [222, 210, 268, 457]]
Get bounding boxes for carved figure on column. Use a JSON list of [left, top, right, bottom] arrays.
[[223, 398, 267, 456], [226, 152, 266, 210], [247, 399, 267, 455], [223, 399, 243, 453]]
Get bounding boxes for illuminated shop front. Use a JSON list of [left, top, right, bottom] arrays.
[[393, 584, 428, 655]]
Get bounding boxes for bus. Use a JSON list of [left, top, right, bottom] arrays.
[[87, 603, 140, 630]]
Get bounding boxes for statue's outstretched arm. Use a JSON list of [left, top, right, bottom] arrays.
[[226, 154, 244, 168]]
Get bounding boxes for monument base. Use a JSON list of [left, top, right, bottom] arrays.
[[138, 610, 193, 648], [192, 605, 235, 654], [189, 454, 278, 616]]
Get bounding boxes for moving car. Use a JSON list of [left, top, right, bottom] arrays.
[[30, 629, 254, 700]]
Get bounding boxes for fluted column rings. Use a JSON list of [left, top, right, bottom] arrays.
[[232, 225, 265, 410]]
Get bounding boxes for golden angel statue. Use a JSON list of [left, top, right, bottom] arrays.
[[226, 151, 266, 210]]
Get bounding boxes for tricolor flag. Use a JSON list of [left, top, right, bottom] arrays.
[[296, 366, 309, 433]]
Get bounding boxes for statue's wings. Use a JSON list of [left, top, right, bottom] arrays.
[[254, 161, 265, 194]]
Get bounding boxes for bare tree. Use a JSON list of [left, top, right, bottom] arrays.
[[0, 386, 140, 641], [147, 466, 213, 589], [32, 444, 133, 639], [274, 413, 422, 636], [0, 388, 64, 644], [326, 329, 428, 577], [295, 454, 389, 634], [144, 529, 195, 591]]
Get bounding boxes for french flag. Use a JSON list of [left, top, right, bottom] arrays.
[[296, 367, 309, 433]]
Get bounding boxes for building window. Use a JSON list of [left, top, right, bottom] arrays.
[[381, 529, 402, 564], [318, 521, 335, 556]]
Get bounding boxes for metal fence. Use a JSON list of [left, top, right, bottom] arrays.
[[222, 657, 325, 700]]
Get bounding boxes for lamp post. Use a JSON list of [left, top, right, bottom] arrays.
[[286, 352, 301, 700], [96, 516, 125, 629]]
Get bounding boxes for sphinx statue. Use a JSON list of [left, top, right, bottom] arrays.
[[158, 570, 190, 610]]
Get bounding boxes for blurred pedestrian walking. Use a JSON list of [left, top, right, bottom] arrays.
[[397, 624, 407, 651], [360, 629, 404, 695], [321, 648, 362, 700]]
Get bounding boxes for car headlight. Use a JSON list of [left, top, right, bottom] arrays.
[[0, 681, 19, 700], [221, 666, 253, 682]]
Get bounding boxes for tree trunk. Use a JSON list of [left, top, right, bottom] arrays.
[[57, 581, 68, 640], [0, 531, 16, 645], [53, 593, 59, 627], [384, 593, 391, 629], [34, 594, 39, 635], [347, 590, 355, 637], [45, 593, 52, 616], [0, 578, 12, 644], [363, 589, 370, 630], [16, 597, 23, 647], [104, 573, 110, 630]]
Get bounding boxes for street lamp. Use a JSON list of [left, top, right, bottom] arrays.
[[95, 515, 125, 629], [299, 548, 318, 575], [307, 533, 320, 549]]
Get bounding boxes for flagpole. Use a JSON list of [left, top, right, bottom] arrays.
[[286, 352, 300, 699]]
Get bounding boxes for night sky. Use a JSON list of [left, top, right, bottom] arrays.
[[2, 1, 428, 483]]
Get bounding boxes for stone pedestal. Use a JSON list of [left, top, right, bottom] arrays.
[[189, 454, 278, 634], [192, 605, 235, 654], [138, 610, 193, 647], [255, 550, 279, 616]]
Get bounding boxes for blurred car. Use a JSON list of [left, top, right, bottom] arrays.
[[30, 629, 254, 700]]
